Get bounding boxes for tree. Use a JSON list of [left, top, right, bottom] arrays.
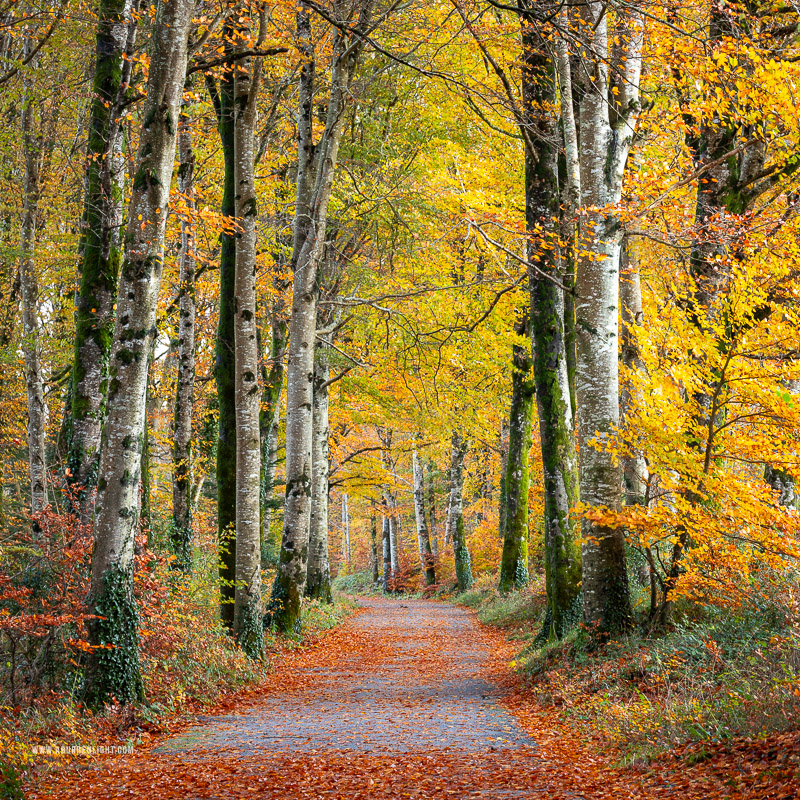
[[447, 431, 473, 592], [18, 34, 47, 521], [68, 0, 137, 517], [413, 449, 436, 586], [572, 0, 643, 635], [171, 88, 197, 571], [232, 17, 265, 658], [498, 315, 534, 593], [268, 0, 375, 631], [85, 0, 196, 705]]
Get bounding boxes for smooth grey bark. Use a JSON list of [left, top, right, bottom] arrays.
[[261, 388, 281, 565], [342, 493, 350, 563], [384, 485, 400, 580], [19, 41, 47, 519], [447, 431, 473, 592], [68, 0, 136, 516], [232, 39, 264, 659], [413, 450, 436, 586], [620, 234, 648, 507], [260, 186, 290, 566], [171, 90, 196, 570], [573, 0, 643, 635], [306, 344, 332, 602], [85, 0, 195, 706], [269, 0, 374, 632]]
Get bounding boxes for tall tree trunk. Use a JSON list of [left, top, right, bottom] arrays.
[[413, 450, 436, 586], [261, 387, 281, 566], [342, 493, 350, 563], [232, 37, 264, 659], [269, 0, 374, 631], [573, 0, 642, 635], [519, 7, 582, 637], [69, 0, 136, 517], [206, 40, 237, 628], [260, 173, 291, 566], [620, 233, 648, 506], [498, 316, 534, 593], [448, 431, 472, 592], [384, 487, 400, 580], [427, 459, 438, 557], [370, 512, 379, 584], [85, 0, 195, 706], [19, 43, 47, 520], [171, 89, 196, 570], [306, 345, 332, 602], [381, 514, 391, 591]]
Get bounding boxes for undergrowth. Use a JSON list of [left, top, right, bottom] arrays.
[[457, 572, 800, 762]]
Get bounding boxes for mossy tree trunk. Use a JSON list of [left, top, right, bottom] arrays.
[[498, 315, 534, 593], [518, 7, 582, 636], [448, 431, 473, 592], [370, 512, 379, 584], [170, 88, 196, 571], [381, 514, 391, 591], [85, 0, 195, 706], [205, 42, 237, 629], [69, 0, 136, 518], [413, 450, 436, 586], [427, 459, 438, 558]]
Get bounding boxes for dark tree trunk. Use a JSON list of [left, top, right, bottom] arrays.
[[498, 315, 534, 593]]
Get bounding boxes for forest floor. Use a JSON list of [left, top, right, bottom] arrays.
[[28, 597, 800, 799]]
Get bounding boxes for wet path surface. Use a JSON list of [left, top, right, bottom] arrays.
[[159, 598, 533, 757]]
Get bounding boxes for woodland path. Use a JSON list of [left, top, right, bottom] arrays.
[[32, 598, 670, 799]]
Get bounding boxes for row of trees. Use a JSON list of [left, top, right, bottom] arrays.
[[2, 0, 799, 707]]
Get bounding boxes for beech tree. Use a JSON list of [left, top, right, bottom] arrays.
[[85, 0, 195, 705], [68, 0, 137, 517], [268, 0, 375, 631]]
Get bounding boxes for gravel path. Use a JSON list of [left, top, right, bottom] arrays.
[[159, 597, 534, 758]]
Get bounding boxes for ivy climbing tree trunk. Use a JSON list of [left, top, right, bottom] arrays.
[[498, 315, 534, 593], [413, 450, 436, 586], [448, 431, 472, 592], [573, 0, 643, 635], [171, 89, 196, 571], [269, 0, 374, 632], [69, 0, 136, 517], [85, 0, 195, 706], [232, 34, 264, 659], [306, 343, 332, 602], [19, 42, 47, 519]]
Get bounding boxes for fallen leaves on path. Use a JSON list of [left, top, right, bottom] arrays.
[[29, 599, 800, 800]]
